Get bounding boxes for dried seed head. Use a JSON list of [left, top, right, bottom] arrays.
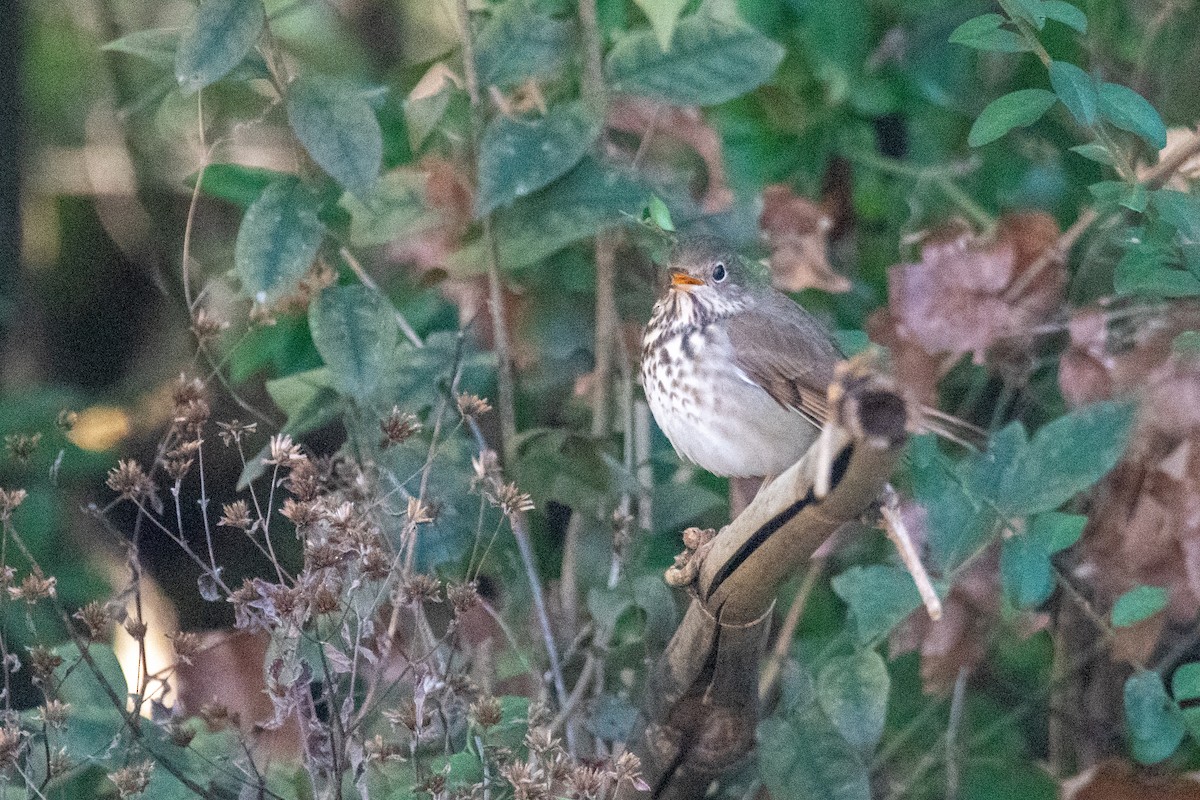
[[37, 700, 70, 729], [9, 571, 56, 605], [0, 488, 27, 521], [469, 695, 502, 729], [218, 500, 254, 531], [568, 765, 608, 800], [281, 498, 320, 530], [470, 449, 501, 493], [285, 458, 320, 500], [108, 760, 154, 798], [447, 581, 481, 615], [74, 600, 113, 641], [406, 497, 435, 526], [380, 407, 422, 448], [456, 393, 492, 419], [56, 409, 78, 432], [216, 419, 257, 447], [312, 582, 341, 616], [199, 701, 237, 730], [27, 646, 63, 685], [124, 617, 148, 641], [487, 482, 534, 517], [361, 547, 390, 582], [106, 460, 156, 502], [169, 631, 202, 666], [264, 434, 305, 466], [614, 752, 649, 790], [4, 433, 41, 463], [0, 724, 25, 769], [191, 308, 230, 341], [523, 726, 560, 754], [400, 574, 442, 606]]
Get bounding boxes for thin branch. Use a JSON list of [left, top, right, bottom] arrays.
[[339, 246, 425, 349]]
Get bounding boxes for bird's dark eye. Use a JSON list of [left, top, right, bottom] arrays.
[[712, 262, 727, 282]]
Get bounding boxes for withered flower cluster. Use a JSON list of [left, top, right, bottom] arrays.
[[497, 726, 647, 800]]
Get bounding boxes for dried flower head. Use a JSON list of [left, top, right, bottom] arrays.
[[218, 500, 254, 531], [0, 724, 25, 769], [264, 434, 305, 466], [407, 497, 435, 526], [38, 700, 70, 729], [27, 645, 63, 686], [363, 733, 406, 764], [74, 600, 113, 641], [469, 695, 502, 729], [361, 547, 390, 582], [448, 581, 481, 615], [568, 765, 608, 800], [470, 449, 501, 493], [456, 393, 492, 419], [487, 482, 534, 517], [281, 498, 320, 530], [108, 760, 154, 798], [107, 460, 155, 502], [614, 752, 649, 790], [4, 433, 41, 463], [191, 307, 230, 341], [56, 409, 78, 432], [524, 726, 560, 754], [400, 574, 442, 606], [216, 419, 257, 447], [500, 761, 547, 800], [47, 747, 70, 779], [169, 631, 202, 666], [286, 458, 320, 500], [124, 617, 148, 641], [0, 488, 27, 521], [9, 571, 56, 605], [199, 701, 237, 730], [312, 582, 341, 616], [380, 407, 422, 448]]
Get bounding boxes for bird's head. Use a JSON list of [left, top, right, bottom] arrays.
[[661, 235, 765, 312]]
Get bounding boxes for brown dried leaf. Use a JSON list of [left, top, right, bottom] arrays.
[[758, 184, 846, 294], [606, 97, 732, 213], [886, 212, 1065, 363], [1062, 759, 1200, 800]]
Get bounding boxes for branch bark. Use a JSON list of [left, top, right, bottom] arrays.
[[617, 365, 911, 800]]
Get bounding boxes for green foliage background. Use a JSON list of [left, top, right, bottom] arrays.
[[5, 0, 1200, 797]]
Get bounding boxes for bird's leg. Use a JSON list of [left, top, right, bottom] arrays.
[[879, 484, 942, 621]]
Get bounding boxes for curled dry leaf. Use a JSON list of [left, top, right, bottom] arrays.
[[605, 96, 733, 214], [758, 184, 847, 294], [1071, 331, 1200, 662]]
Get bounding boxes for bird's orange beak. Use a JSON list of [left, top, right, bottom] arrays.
[[670, 271, 704, 289]]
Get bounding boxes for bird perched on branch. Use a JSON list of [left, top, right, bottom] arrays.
[[640, 235, 977, 479]]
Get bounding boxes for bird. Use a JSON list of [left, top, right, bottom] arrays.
[[640, 235, 976, 479]]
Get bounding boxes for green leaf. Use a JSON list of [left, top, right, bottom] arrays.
[[475, 1, 575, 88], [997, 400, 1135, 515], [645, 194, 675, 231], [187, 163, 287, 209], [816, 650, 890, 752], [1070, 143, 1115, 166], [968, 88, 1058, 147], [1005, 0, 1048, 28], [174, 0, 265, 93], [606, 13, 786, 106], [475, 101, 603, 217], [1112, 586, 1169, 627], [339, 169, 441, 247], [449, 157, 645, 272], [308, 284, 400, 398], [1115, 221, 1200, 297], [1174, 331, 1200, 354], [233, 177, 326, 304], [266, 367, 343, 436], [103, 28, 179, 68], [1000, 512, 1085, 608], [1171, 662, 1200, 739], [1049, 61, 1098, 126], [1042, 0, 1087, 32], [634, 0, 689, 50], [1125, 671, 1185, 764], [287, 76, 383, 197], [49, 644, 127, 757], [832, 564, 926, 645], [1099, 82, 1168, 150], [760, 669, 871, 800], [948, 14, 1030, 53], [1153, 190, 1200, 242]]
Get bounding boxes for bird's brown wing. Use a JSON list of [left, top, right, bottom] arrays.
[[725, 292, 844, 430]]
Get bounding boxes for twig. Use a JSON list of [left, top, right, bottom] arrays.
[[758, 560, 823, 704], [881, 487, 942, 621], [338, 247, 425, 349], [455, 0, 517, 461], [945, 667, 969, 800]]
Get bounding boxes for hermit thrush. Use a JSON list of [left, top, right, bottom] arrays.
[[640, 236, 975, 479]]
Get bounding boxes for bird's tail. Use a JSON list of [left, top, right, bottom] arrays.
[[916, 406, 989, 450]]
